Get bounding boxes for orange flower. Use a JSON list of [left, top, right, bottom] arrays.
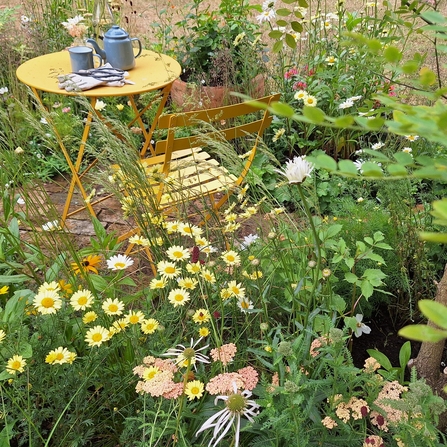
[[71, 255, 102, 275]]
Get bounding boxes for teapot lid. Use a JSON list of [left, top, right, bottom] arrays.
[[104, 25, 129, 39]]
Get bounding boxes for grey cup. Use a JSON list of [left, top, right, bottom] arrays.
[[68, 46, 103, 72]]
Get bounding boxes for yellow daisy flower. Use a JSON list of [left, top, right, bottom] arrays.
[[0, 285, 9, 295], [198, 327, 210, 337], [186, 262, 202, 275], [125, 310, 145, 325], [192, 308, 211, 324], [70, 289, 94, 311], [184, 380, 204, 401], [168, 288, 190, 307], [166, 245, 190, 262], [221, 250, 241, 266], [157, 260, 181, 279], [6, 355, 26, 375], [85, 325, 110, 347], [304, 95, 318, 107], [33, 290, 62, 315], [38, 281, 60, 294], [140, 318, 159, 334], [102, 298, 125, 316], [45, 347, 72, 365], [149, 277, 168, 289], [177, 277, 198, 290], [178, 223, 202, 238], [201, 269, 216, 284], [143, 366, 160, 381], [227, 280, 245, 298], [0, 329, 6, 343], [82, 311, 98, 324]]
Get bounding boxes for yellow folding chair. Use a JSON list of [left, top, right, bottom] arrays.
[[114, 94, 279, 268]]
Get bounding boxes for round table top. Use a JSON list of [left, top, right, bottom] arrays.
[[16, 49, 182, 97]]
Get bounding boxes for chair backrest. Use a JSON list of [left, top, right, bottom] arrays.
[[153, 94, 280, 184]]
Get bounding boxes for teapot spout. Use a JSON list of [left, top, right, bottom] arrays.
[[86, 38, 107, 62]]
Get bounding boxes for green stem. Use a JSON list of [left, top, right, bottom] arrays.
[[297, 184, 321, 328]]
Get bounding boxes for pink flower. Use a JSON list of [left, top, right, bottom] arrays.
[[237, 366, 259, 390], [62, 107, 71, 113], [206, 372, 245, 395], [284, 67, 298, 79], [292, 81, 307, 91], [210, 343, 237, 365]]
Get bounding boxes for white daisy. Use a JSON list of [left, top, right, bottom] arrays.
[[106, 254, 134, 270]]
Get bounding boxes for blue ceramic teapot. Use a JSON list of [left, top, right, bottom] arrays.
[[87, 25, 142, 71]]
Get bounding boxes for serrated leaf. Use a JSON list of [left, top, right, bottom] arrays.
[[360, 280, 374, 299], [398, 324, 447, 342], [303, 106, 325, 123], [344, 257, 355, 270], [419, 300, 447, 330], [384, 46, 402, 63], [344, 272, 358, 284], [387, 164, 408, 176], [338, 159, 359, 176]]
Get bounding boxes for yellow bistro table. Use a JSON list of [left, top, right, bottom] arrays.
[[16, 49, 181, 225]]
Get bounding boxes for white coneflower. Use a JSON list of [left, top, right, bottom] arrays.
[[196, 383, 260, 447], [163, 338, 210, 369]]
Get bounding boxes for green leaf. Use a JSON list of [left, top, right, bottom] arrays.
[[344, 257, 355, 270], [419, 231, 447, 243], [302, 106, 325, 123], [88, 275, 110, 292], [338, 159, 359, 177], [285, 33, 297, 49], [360, 280, 374, 299], [387, 164, 408, 176], [364, 117, 385, 130], [270, 101, 295, 117], [367, 349, 393, 371], [361, 162, 384, 177], [399, 341, 412, 370], [393, 152, 414, 165], [269, 30, 283, 39], [344, 272, 358, 284], [418, 300, 447, 330], [421, 10, 447, 25], [290, 21, 303, 33], [402, 60, 419, 74], [334, 115, 354, 127], [384, 46, 402, 63], [314, 154, 337, 171], [419, 67, 436, 86], [276, 8, 292, 16], [272, 40, 284, 53], [398, 324, 447, 342]]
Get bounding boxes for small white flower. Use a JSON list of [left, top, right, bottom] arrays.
[[339, 99, 354, 109], [275, 155, 314, 184], [402, 147, 412, 154], [40, 117, 48, 124], [349, 95, 362, 102], [294, 90, 308, 101], [357, 197, 364, 203], [42, 220, 60, 231], [353, 160, 364, 172], [256, 9, 276, 23], [16, 197, 25, 205], [371, 142, 385, 150], [405, 135, 419, 142], [0, 87, 8, 95], [240, 234, 259, 249], [106, 254, 134, 270], [196, 384, 260, 447], [21, 15, 30, 24], [354, 314, 371, 337], [94, 100, 106, 111]]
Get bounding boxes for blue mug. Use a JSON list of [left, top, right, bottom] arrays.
[[68, 46, 103, 72]]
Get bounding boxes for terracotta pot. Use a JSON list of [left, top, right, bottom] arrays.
[[170, 74, 265, 111]]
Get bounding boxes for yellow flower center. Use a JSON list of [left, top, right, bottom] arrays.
[[11, 360, 21, 369], [92, 333, 103, 342], [227, 255, 235, 262], [174, 294, 184, 302], [115, 262, 126, 269], [191, 386, 200, 395], [241, 301, 250, 309], [173, 251, 183, 258], [109, 304, 118, 312], [55, 353, 64, 360], [78, 296, 87, 305], [41, 297, 55, 308], [129, 316, 139, 324]]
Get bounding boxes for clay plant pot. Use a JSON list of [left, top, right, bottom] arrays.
[[170, 74, 265, 111]]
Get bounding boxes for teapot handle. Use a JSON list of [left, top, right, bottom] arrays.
[[131, 38, 142, 59]]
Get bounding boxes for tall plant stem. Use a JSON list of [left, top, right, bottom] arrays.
[[297, 184, 321, 328]]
